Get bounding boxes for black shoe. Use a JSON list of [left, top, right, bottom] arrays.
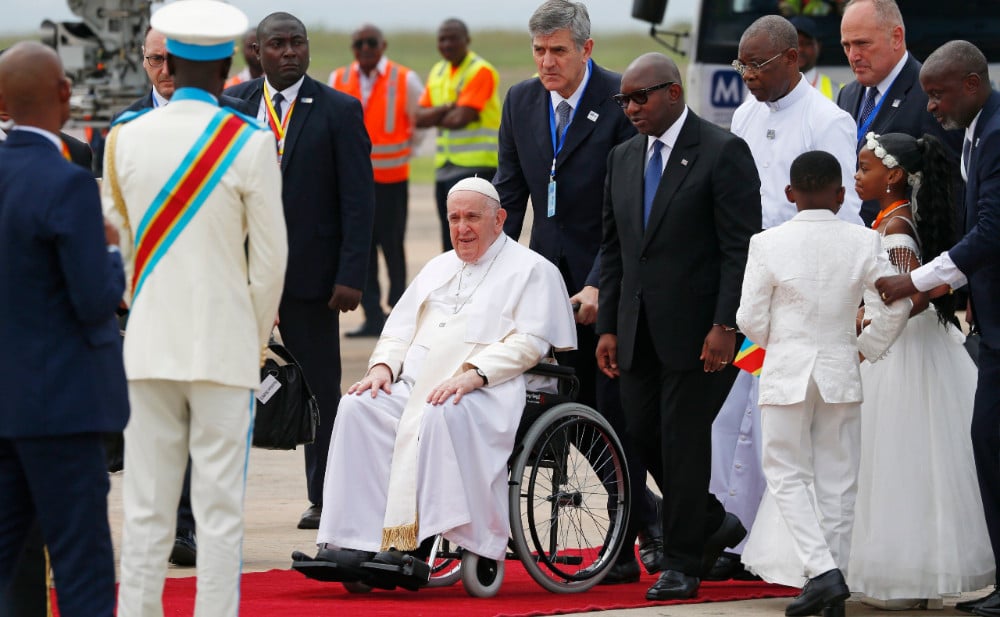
[[637, 493, 664, 574], [345, 319, 385, 338], [362, 549, 431, 591], [961, 588, 1000, 614], [599, 557, 641, 585], [785, 569, 850, 617], [975, 589, 1000, 616], [701, 512, 747, 576], [169, 529, 196, 566], [645, 569, 699, 601], [291, 546, 375, 582], [704, 551, 760, 581], [298, 504, 321, 529]]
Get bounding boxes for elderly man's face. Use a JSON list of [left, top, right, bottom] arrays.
[[447, 191, 507, 263], [920, 67, 978, 131], [532, 28, 593, 99], [840, 1, 903, 87], [143, 29, 174, 99], [737, 33, 796, 103]]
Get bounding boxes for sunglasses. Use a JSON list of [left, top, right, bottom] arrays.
[[612, 81, 676, 109], [352, 37, 380, 50]]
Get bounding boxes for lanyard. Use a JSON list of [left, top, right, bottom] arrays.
[[547, 59, 593, 180], [263, 82, 296, 157], [856, 74, 898, 142]]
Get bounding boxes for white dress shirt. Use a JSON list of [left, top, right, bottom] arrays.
[[731, 76, 861, 228], [548, 61, 591, 125], [647, 105, 689, 171], [257, 75, 305, 123]]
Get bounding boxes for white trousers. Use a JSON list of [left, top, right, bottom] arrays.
[[117, 380, 254, 617], [760, 379, 860, 579]]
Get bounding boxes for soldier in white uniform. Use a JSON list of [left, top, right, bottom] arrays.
[[102, 2, 288, 616]]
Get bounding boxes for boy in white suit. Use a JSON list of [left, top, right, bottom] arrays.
[[736, 151, 909, 617]]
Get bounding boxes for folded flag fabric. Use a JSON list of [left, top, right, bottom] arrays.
[[734, 337, 765, 376]]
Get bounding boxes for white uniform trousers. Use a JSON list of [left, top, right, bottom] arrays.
[[117, 379, 254, 617], [317, 377, 522, 560], [759, 378, 860, 579]]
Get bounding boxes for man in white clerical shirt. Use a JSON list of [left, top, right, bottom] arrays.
[[706, 14, 861, 581], [293, 176, 577, 588]]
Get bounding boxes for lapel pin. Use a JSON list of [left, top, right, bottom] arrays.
[[587, 110, 599, 122], [766, 129, 775, 140], [301, 97, 313, 104], [975, 138, 980, 148], [892, 99, 901, 108], [681, 159, 688, 166]]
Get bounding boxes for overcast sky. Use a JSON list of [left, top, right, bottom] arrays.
[[3, 0, 696, 35]]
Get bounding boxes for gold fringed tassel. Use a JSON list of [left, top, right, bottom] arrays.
[[380, 518, 419, 552], [45, 546, 53, 617]]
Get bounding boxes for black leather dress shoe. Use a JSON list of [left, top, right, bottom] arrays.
[[960, 588, 1000, 614], [701, 512, 747, 575], [645, 569, 699, 601], [345, 318, 385, 338], [599, 557, 641, 585], [363, 549, 431, 591], [169, 529, 196, 566], [704, 552, 760, 581], [785, 569, 850, 617], [637, 535, 663, 575], [297, 504, 322, 529], [974, 590, 1000, 617]]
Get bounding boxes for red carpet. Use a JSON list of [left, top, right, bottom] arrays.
[[56, 560, 798, 616]]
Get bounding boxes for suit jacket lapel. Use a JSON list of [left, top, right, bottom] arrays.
[[528, 80, 554, 164], [872, 56, 918, 134], [965, 91, 1000, 231], [280, 76, 316, 171], [556, 69, 608, 166], [642, 113, 699, 247]]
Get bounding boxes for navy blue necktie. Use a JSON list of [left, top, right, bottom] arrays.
[[272, 92, 285, 121], [644, 141, 664, 228], [858, 87, 878, 127]]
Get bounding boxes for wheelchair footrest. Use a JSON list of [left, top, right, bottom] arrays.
[[291, 553, 369, 584], [361, 555, 431, 592]]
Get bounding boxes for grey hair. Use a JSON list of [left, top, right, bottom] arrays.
[[528, 0, 591, 49], [924, 40, 990, 82], [740, 15, 799, 51], [844, 0, 905, 36]]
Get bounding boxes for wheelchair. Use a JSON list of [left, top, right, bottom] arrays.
[[292, 362, 632, 597]]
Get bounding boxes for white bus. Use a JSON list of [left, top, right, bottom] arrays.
[[634, 0, 1000, 127]]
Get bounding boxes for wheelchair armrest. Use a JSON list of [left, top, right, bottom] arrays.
[[524, 362, 579, 400]]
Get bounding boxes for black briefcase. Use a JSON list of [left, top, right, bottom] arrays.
[[253, 342, 319, 450]]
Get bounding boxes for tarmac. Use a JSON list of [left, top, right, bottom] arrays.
[[105, 182, 984, 616]]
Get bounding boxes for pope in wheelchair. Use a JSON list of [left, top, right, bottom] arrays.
[[292, 178, 577, 591]]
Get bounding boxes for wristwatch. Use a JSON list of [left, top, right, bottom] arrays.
[[474, 367, 489, 386]]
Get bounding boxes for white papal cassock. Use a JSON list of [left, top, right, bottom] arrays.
[[317, 234, 576, 560]]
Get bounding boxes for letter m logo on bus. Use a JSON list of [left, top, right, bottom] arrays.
[[711, 70, 744, 108]]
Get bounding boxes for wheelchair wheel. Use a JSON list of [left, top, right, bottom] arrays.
[[426, 538, 462, 588], [509, 402, 630, 593], [460, 551, 504, 598]]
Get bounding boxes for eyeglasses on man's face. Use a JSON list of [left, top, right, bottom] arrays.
[[731, 49, 787, 77], [144, 54, 166, 68], [352, 37, 380, 50], [612, 81, 677, 109]]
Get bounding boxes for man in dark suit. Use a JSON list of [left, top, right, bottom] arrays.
[[225, 11, 375, 530], [0, 41, 129, 617], [837, 0, 959, 225], [876, 40, 1000, 617], [494, 0, 661, 584], [596, 52, 761, 601]]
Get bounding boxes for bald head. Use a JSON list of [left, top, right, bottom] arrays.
[[924, 40, 990, 82], [620, 53, 684, 137], [919, 40, 991, 131], [0, 41, 70, 132]]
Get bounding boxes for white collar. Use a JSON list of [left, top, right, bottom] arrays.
[[549, 61, 591, 111], [647, 105, 689, 153], [358, 55, 389, 79], [793, 209, 839, 222], [872, 52, 909, 99], [966, 107, 983, 145], [803, 67, 818, 85], [151, 87, 170, 108], [766, 75, 809, 112], [264, 75, 305, 103], [11, 125, 63, 151]]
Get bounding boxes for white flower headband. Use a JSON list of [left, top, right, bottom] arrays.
[[864, 131, 899, 169]]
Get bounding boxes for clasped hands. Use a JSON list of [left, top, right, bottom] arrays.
[[348, 363, 486, 405]]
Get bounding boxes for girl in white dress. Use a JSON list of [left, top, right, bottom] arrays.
[[848, 132, 994, 609]]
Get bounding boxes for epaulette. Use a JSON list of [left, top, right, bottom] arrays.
[[221, 107, 268, 131], [111, 107, 153, 127]]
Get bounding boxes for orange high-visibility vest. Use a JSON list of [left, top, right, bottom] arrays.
[[330, 60, 413, 184]]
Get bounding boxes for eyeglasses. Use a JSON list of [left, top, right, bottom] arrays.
[[144, 54, 166, 68], [352, 37, 380, 50], [612, 81, 677, 109], [731, 50, 788, 77]]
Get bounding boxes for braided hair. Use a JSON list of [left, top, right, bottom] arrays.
[[873, 132, 958, 326]]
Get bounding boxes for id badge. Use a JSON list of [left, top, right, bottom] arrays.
[[547, 179, 557, 217]]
